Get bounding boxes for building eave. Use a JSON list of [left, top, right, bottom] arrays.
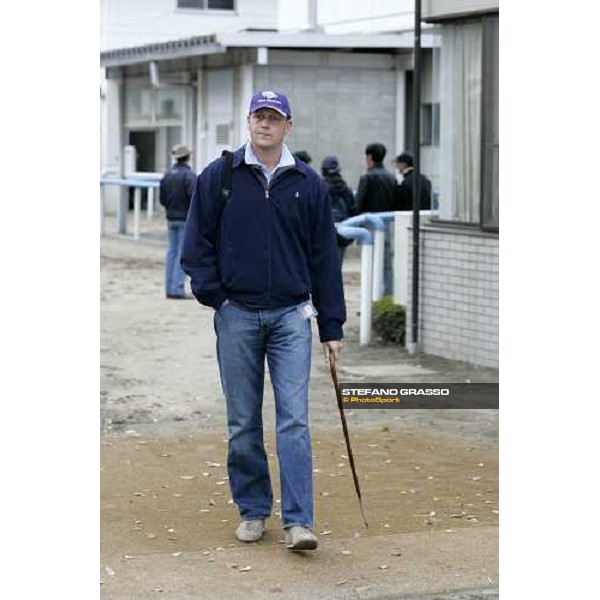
[[217, 30, 437, 49], [100, 30, 438, 68], [100, 34, 225, 68]]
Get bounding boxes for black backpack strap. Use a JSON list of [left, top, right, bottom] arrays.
[[220, 150, 234, 212], [216, 150, 234, 250]]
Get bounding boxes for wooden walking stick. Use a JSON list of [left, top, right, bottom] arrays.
[[329, 353, 369, 529]]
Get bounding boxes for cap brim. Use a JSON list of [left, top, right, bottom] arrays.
[[249, 105, 288, 118]]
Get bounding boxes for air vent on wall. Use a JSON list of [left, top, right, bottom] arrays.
[[216, 124, 230, 145]]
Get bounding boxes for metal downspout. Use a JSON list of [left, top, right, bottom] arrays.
[[410, 0, 422, 354]]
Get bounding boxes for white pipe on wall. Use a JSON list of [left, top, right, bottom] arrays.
[[133, 188, 141, 241], [372, 229, 385, 301], [360, 244, 373, 346], [147, 187, 154, 220]]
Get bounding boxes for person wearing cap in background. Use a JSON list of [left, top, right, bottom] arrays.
[[321, 155, 356, 265], [394, 151, 432, 212], [159, 144, 196, 299], [181, 90, 346, 551], [355, 142, 398, 295]]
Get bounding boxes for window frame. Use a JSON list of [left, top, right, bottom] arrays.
[[176, 0, 236, 12], [479, 14, 499, 232], [124, 81, 188, 129], [433, 13, 498, 232], [420, 102, 440, 146]]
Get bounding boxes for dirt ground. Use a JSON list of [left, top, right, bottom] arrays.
[[100, 224, 499, 600], [100, 231, 499, 442]]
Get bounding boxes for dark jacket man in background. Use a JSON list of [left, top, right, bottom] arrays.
[[355, 143, 398, 214], [355, 143, 398, 295], [394, 152, 432, 211], [159, 144, 196, 299]]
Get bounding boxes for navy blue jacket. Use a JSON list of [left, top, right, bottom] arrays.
[[159, 163, 196, 221], [181, 146, 346, 342]]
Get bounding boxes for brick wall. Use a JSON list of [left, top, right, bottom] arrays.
[[406, 226, 499, 368]]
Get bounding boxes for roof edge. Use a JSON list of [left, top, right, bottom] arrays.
[[100, 34, 224, 68], [100, 30, 439, 67]]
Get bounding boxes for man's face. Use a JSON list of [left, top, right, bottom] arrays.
[[247, 109, 291, 151], [396, 161, 408, 174]]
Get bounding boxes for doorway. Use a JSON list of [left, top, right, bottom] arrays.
[[128, 131, 156, 209], [129, 130, 156, 172]]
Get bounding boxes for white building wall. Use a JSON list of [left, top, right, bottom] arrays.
[[278, 0, 415, 34], [253, 54, 398, 190], [406, 228, 499, 368], [102, 72, 126, 213], [101, 0, 277, 51]]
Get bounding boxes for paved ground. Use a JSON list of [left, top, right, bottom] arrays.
[[100, 219, 499, 599]]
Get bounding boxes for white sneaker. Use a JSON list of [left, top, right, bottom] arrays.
[[285, 526, 318, 550], [235, 519, 265, 542]]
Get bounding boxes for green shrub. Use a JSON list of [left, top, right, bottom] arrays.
[[372, 296, 406, 345]]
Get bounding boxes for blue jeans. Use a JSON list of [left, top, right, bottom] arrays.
[[214, 300, 314, 529], [166, 221, 187, 296]]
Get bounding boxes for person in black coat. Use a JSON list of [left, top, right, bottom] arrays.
[[355, 143, 398, 213], [321, 155, 356, 265], [355, 143, 398, 294], [394, 152, 432, 211], [159, 144, 196, 299]]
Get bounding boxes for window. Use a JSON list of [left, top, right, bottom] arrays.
[[124, 86, 185, 128], [177, 0, 235, 10], [216, 123, 230, 145], [481, 15, 499, 230], [420, 102, 440, 146], [438, 15, 499, 230], [155, 88, 184, 123], [125, 87, 153, 125]]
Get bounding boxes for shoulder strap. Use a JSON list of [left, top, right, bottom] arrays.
[[216, 150, 234, 249], [220, 150, 234, 208]]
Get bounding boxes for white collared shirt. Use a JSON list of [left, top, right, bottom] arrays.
[[244, 142, 296, 185]]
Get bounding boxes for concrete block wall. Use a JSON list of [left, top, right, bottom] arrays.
[[406, 226, 498, 368]]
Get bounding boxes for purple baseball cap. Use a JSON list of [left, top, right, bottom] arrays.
[[321, 155, 340, 174], [248, 90, 291, 119]]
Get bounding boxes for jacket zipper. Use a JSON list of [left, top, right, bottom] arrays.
[[266, 186, 271, 297], [250, 167, 300, 301], [249, 169, 272, 298], [265, 168, 303, 299]]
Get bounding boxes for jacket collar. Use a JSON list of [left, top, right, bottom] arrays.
[[232, 144, 307, 177]]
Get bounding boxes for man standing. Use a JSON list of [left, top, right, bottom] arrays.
[[355, 143, 398, 295], [181, 90, 346, 551], [321, 155, 356, 265], [394, 151, 432, 212], [159, 144, 196, 299]]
